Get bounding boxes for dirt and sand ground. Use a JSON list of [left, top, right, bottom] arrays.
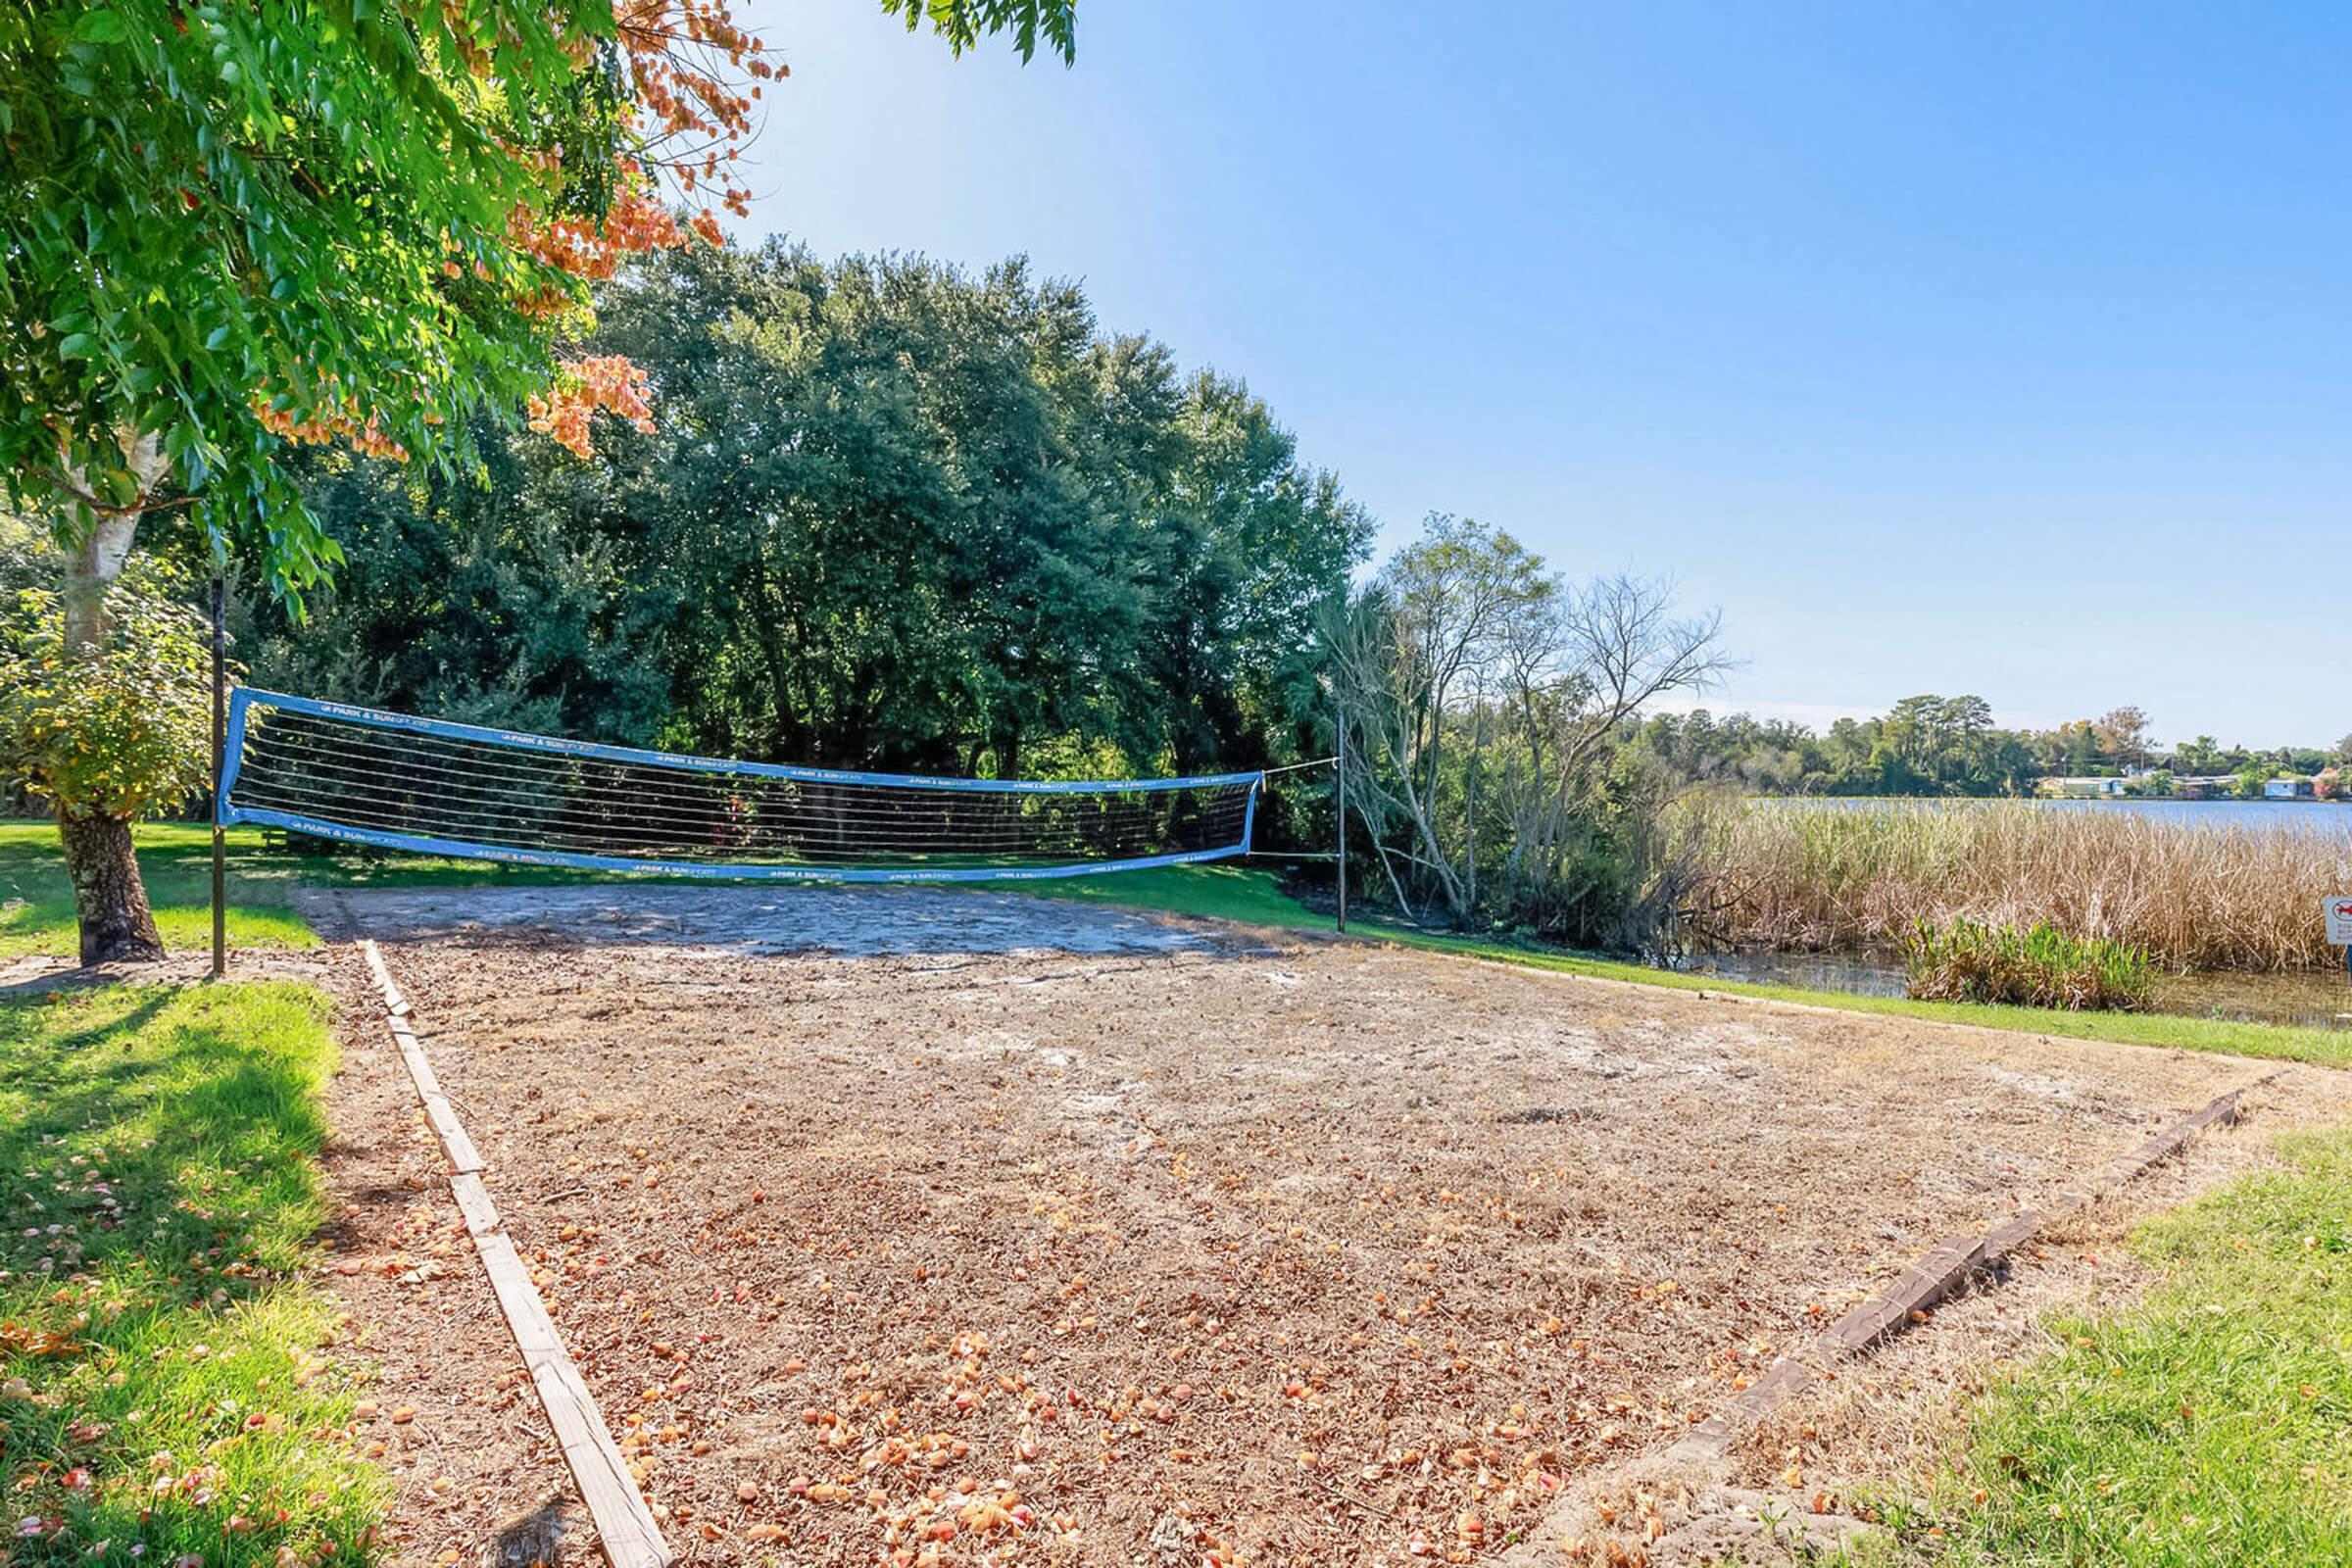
[[289, 885, 2347, 1568]]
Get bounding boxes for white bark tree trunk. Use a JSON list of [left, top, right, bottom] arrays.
[[54, 427, 172, 964]]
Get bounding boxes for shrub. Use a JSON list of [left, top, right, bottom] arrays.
[[1904, 916, 2155, 1011], [0, 567, 213, 820], [0, 564, 218, 961]]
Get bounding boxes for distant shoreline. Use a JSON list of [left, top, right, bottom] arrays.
[[1747, 793, 2350, 806]]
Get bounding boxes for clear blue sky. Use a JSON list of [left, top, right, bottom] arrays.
[[733, 1, 2351, 748]]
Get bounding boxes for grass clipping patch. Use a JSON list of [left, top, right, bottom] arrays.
[[1911, 1126, 2352, 1566], [1904, 917, 2155, 1011], [0, 983, 388, 1566]]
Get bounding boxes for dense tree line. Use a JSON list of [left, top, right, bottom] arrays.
[[226, 240, 1372, 787], [1634, 698, 2352, 797], [1, 0, 1069, 961]]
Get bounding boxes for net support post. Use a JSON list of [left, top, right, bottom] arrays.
[[209, 576, 226, 982], [1333, 689, 1348, 934]]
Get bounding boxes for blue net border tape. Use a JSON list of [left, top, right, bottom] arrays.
[[227, 688, 1264, 796], [218, 804, 1255, 883]]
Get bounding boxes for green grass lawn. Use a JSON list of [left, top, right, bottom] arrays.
[[1889, 1123, 2352, 1566], [0, 982, 390, 1565], [0, 820, 629, 960], [0, 823, 316, 959]]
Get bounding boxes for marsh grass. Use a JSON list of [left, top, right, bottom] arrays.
[[1695, 802, 2352, 973], [1904, 917, 2155, 1010]]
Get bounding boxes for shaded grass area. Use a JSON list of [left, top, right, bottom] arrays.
[[0, 983, 389, 1565], [1018, 859, 1330, 927], [0, 824, 315, 959], [0, 820, 630, 959], [1898, 1124, 2352, 1566]]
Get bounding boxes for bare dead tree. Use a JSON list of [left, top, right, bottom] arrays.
[[1505, 574, 1735, 898], [1323, 515, 1553, 921], [1323, 517, 1733, 945]]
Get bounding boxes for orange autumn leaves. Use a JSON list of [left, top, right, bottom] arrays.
[[614, 0, 775, 208], [255, 391, 411, 462], [0, 1320, 87, 1359], [526, 355, 657, 458], [266, 0, 778, 466], [515, 0, 778, 456]]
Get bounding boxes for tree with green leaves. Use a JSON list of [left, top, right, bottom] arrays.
[[0, 565, 215, 960], [250, 238, 1366, 792], [0, 0, 1075, 961]]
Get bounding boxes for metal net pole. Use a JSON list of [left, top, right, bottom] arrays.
[[1334, 693, 1348, 934], [210, 577, 226, 981]]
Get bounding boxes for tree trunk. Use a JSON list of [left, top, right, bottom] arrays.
[[58, 812, 165, 965], [56, 426, 170, 963], [62, 511, 139, 654]]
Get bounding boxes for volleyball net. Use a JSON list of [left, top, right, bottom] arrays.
[[218, 689, 1262, 882]]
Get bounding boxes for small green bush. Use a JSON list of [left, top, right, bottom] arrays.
[[1904, 916, 2154, 1011], [0, 566, 213, 820]]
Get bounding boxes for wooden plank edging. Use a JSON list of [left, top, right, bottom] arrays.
[[356, 940, 673, 1568], [1498, 1071, 2275, 1564], [1674, 1074, 2270, 1461]]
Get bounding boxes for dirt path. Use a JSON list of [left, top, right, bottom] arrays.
[[301, 886, 2328, 1567]]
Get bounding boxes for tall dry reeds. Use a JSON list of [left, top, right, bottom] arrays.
[[1685, 802, 2352, 973]]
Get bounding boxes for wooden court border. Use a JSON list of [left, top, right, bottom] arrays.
[[1497, 1068, 2278, 1565], [360, 939, 672, 1568]]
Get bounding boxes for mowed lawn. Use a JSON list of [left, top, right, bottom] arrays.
[[0, 820, 617, 960], [0, 983, 389, 1565], [1906, 1125, 2352, 1567], [0, 824, 315, 959]]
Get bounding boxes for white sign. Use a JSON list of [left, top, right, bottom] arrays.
[[2326, 897, 2352, 946]]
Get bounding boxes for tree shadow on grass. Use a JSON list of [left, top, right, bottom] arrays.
[[0, 983, 385, 1565]]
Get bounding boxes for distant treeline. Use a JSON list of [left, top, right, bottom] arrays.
[[210, 240, 1371, 793], [1634, 698, 2351, 798]]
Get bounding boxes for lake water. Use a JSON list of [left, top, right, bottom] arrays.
[[1782, 796, 2352, 837]]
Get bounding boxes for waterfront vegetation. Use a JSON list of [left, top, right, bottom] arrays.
[[1689, 799, 2352, 973], [1903, 916, 2155, 1011]]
